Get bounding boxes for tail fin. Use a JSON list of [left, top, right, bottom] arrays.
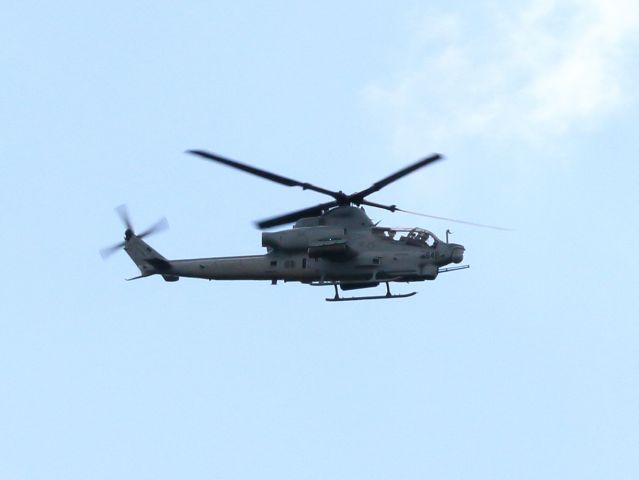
[[123, 234, 179, 282]]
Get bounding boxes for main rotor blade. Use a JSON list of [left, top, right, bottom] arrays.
[[187, 150, 340, 198], [256, 201, 338, 229], [352, 154, 443, 201], [396, 208, 511, 231], [360, 199, 397, 212], [137, 217, 169, 239], [115, 204, 133, 231], [100, 241, 126, 259]]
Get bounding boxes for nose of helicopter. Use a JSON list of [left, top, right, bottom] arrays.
[[450, 244, 465, 263]]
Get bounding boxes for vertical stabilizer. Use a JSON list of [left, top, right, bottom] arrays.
[[123, 233, 178, 281]]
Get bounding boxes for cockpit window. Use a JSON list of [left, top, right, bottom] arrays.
[[425, 234, 436, 247], [372, 228, 397, 240]]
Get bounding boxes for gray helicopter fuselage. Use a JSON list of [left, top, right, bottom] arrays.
[[107, 149, 485, 299], [146, 206, 465, 287]]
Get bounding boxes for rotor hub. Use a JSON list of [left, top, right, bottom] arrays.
[[335, 191, 351, 205]]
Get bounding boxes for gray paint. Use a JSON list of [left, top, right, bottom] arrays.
[[123, 206, 465, 292]]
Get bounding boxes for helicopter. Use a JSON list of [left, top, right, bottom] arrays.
[[102, 150, 503, 301]]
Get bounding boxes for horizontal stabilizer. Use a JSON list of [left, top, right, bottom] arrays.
[[126, 274, 151, 281]]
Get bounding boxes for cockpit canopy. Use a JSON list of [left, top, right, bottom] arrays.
[[373, 227, 442, 247], [401, 228, 439, 247]]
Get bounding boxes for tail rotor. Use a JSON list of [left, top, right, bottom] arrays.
[[100, 204, 169, 259]]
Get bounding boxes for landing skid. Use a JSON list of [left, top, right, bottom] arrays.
[[326, 282, 417, 302]]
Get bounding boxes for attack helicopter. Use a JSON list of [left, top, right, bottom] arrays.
[[102, 150, 502, 301]]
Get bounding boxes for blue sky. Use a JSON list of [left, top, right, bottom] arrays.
[[2, 1, 638, 479]]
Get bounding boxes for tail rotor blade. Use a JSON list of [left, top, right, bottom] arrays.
[[138, 217, 169, 239], [115, 204, 133, 232], [100, 241, 126, 259]]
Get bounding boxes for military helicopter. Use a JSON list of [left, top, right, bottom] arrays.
[[101, 150, 502, 301]]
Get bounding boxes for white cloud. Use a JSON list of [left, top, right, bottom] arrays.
[[364, 0, 639, 155]]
